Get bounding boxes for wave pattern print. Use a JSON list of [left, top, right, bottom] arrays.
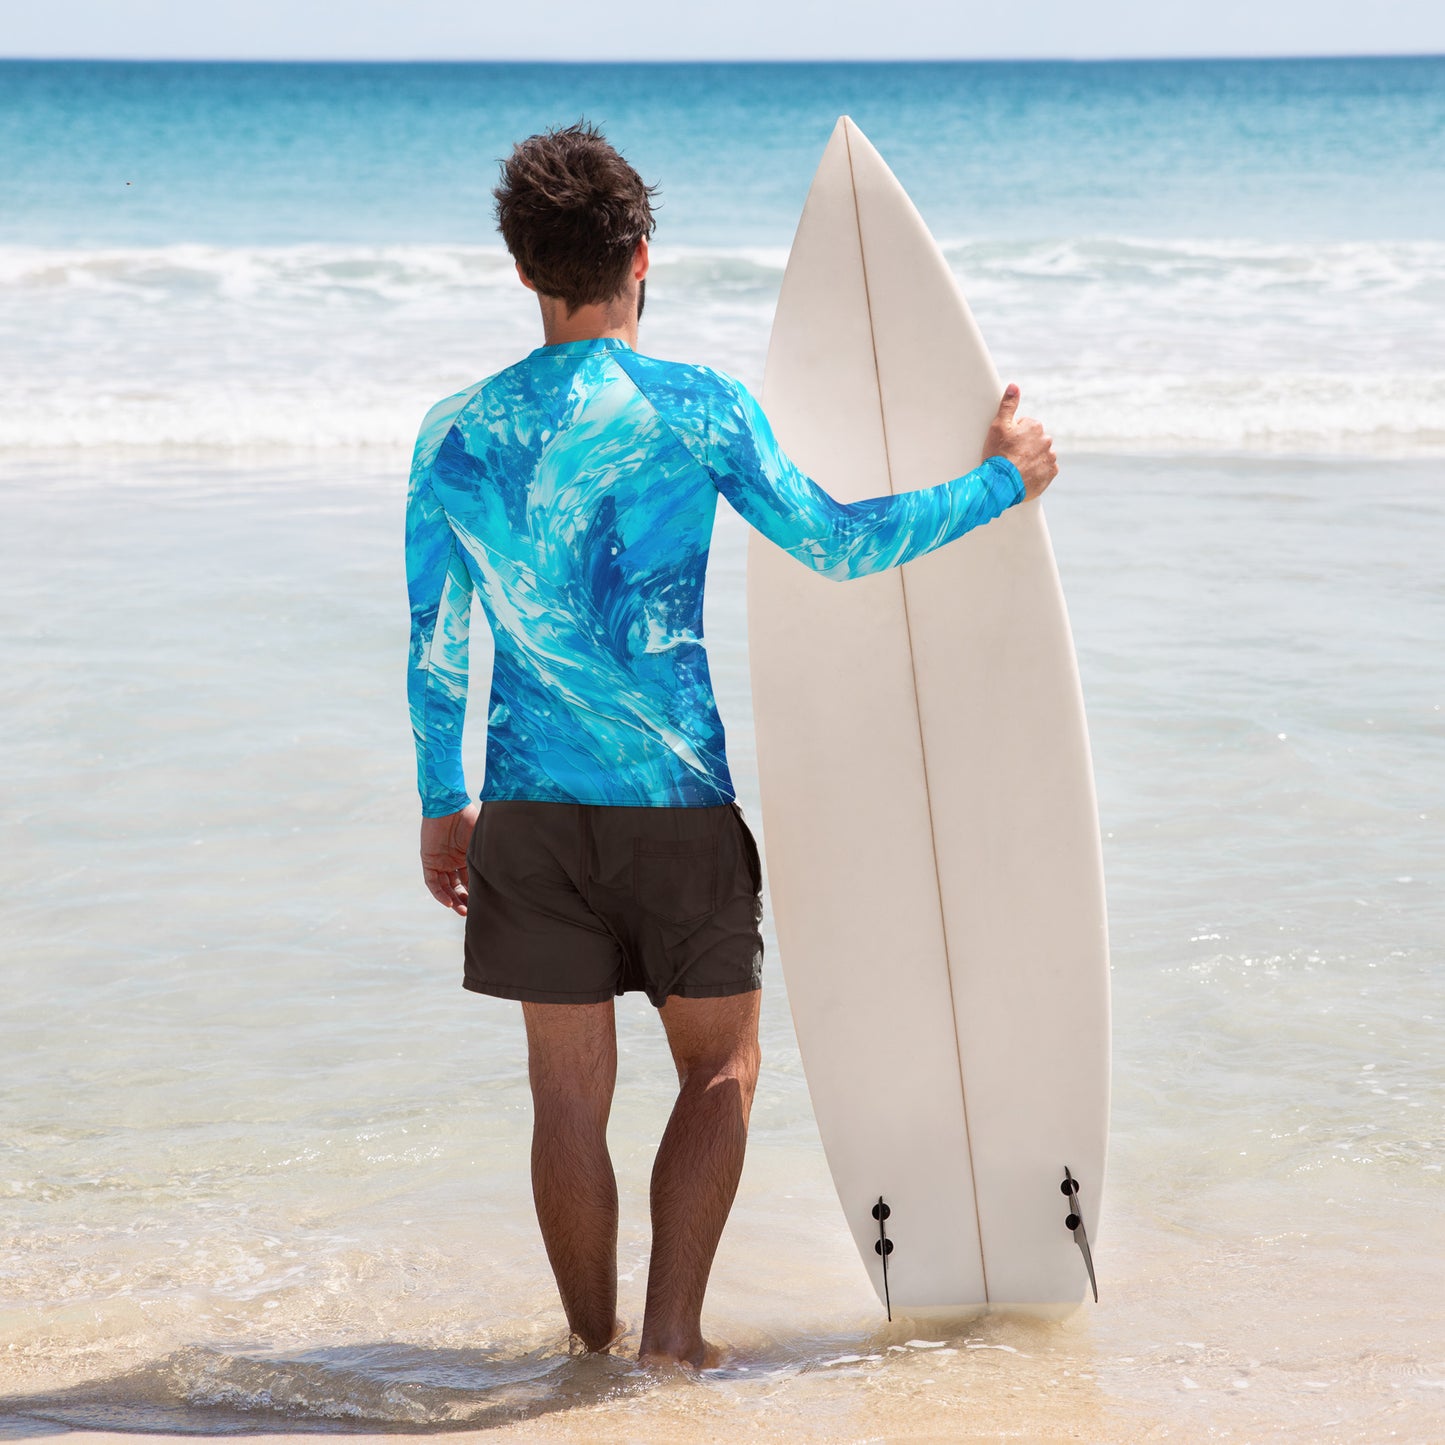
[[405, 379, 490, 817], [404, 337, 1024, 811]]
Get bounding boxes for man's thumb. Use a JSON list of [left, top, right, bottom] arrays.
[[997, 382, 1020, 419]]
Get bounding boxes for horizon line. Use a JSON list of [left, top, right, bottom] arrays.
[[2, 50, 1443, 65]]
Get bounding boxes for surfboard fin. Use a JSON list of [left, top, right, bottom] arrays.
[[872, 1196, 894, 1321], [1061, 1166, 1098, 1302]]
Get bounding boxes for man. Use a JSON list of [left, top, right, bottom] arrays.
[[405, 121, 1057, 1369]]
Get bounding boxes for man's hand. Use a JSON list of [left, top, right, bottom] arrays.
[[420, 804, 479, 915], [982, 384, 1058, 501]]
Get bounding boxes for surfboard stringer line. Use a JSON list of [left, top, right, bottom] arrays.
[[841, 114, 991, 1304]]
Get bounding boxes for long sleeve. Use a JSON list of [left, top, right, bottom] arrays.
[[699, 371, 1024, 580], [405, 406, 477, 818]]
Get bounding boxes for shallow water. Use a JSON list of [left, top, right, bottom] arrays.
[[2, 451, 1441, 1442]]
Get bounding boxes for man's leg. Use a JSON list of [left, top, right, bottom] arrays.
[[639, 990, 762, 1368], [521, 999, 621, 1353]]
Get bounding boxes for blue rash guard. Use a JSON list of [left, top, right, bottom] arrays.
[[405, 336, 1025, 815]]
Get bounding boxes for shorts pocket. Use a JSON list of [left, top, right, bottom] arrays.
[[633, 837, 718, 925]]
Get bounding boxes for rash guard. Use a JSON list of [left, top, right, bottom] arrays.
[[405, 336, 1024, 814]]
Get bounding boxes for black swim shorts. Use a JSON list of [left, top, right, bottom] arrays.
[[463, 799, 765, 1007]]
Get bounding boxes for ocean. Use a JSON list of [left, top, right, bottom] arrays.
[[1, 57, 1442, 1443]]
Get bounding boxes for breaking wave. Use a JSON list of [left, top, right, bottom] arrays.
[[2, 237, 1440, 457]]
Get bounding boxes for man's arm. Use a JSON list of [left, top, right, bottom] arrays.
[[405, 460, 474, 819], [699, 372, 1047, 580], [405, 382, 491, 818], [406, 398, 486, 916]]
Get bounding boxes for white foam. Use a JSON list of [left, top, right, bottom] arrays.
[[2, 237, 1441, 457]]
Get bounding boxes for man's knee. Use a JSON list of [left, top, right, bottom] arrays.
[[529, 1051, 616, 1124], [663, 993, 762, 1102], [680, 1048, 759, 1106]]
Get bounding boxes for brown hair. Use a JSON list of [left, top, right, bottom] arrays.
[[493, 121, 658, 313]]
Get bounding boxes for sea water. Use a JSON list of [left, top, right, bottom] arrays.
[[1, 58, 1442, 1443]]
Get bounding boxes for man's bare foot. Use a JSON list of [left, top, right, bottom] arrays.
[[570, 1316, 628, 1356], [637, 1336, 725, 1370]]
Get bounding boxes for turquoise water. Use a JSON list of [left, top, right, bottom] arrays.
[[2, 57, 1443, 1443], [3, 58, 1442, 457], [3, 57, 1444, 247]]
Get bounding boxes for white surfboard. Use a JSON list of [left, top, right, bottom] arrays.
[[746, 117, 1111, 1311]]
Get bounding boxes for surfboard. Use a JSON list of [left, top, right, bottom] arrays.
[[746, 117, 1111, 1312]]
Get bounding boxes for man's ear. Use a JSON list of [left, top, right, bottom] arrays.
[[634, 236, 650, 282], [515, 262, 537, 293]]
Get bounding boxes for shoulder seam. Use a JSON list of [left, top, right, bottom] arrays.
[[609, 351, 719, 478], [418, 374, 493, 491]]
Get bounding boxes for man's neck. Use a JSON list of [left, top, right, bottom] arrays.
[[538, 295, 639, 350]]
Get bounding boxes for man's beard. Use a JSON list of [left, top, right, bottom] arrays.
[[636, 277, 646, 323]]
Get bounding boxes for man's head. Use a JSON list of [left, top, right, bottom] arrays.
[[494, 121, 657, 323]]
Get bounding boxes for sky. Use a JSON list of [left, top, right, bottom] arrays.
[[3, 0, 1443, 62]]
